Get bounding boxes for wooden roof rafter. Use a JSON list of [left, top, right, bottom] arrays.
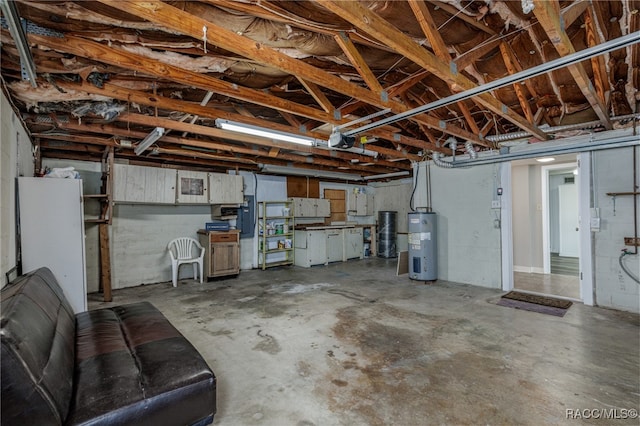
[[408, 0, 482, 135], [499, 42, 535, 123], [532, 0, 612, 129], [334, 31, 385, 94], [96, 0, 485, 145], [316, 0, 549, 141]]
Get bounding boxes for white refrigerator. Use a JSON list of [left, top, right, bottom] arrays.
[[18, 177, 87, 313]]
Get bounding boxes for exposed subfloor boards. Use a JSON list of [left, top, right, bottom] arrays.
[[89, 258, 639, 425]]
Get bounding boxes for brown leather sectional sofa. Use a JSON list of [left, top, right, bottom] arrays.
[[1, 267, 216, 425]]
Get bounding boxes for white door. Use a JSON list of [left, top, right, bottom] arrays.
[[558, 183, 579, 257]]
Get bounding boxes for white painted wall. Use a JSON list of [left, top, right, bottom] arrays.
[[549, 172, 574, 253], [511, 164, 545, 272], [111, 204, 211, 289], [512, 165, 533, 271], [429, 162, 502, 288], [1, 91, 33, 286], [592, 147, 639, 313], [371, 179, 412, 232], [370, 179, 413, 252]]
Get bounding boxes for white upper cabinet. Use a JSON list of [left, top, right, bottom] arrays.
[[348, 193, 374, 216], [113, 164, 177, 204], [316, 199, 330, 217], [113, 165, 243, 205], [289, 197, 331, 217], [209, 173, 244, 204], [176, 170, 209, 204]]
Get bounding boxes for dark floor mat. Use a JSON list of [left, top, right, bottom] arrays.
[[502, 291, 573, 309], [497, 298, 569, 317]]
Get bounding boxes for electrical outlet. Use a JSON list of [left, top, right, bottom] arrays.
[[491, 200, 501, 209]]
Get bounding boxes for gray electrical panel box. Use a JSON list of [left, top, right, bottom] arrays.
[[408, 212, 437, 281], [237, 195, 255, 239]]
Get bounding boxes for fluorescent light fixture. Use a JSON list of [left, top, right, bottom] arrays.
[[536, 157, 555, 163], [134, 127, 165, 155], [215, 119, 315, 146], [362, 171, 410, 180], [260, 164, 362, 181], [0, 0, 37, 87]]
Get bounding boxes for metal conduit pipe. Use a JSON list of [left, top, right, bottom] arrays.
[[431, 151, 453, 168], [465, 140, 478, 159], [439, 132, 638, 168], [485, 131, 530, 143], [485, 114, 640, 143]]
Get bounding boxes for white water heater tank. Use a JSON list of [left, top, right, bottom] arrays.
[[408, 212, 437, 281]]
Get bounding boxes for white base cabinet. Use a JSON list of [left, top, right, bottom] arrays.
[[344, 228, 364, 260], [293, 230, 327, 267], [294, 227, 363, 267], [325, 230, 344, 263]]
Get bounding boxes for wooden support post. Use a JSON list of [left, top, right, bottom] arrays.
[[99, 223, 112, 302]]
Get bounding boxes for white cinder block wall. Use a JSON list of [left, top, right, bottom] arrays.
[[592, 147, 639, 312], [110, 204, 211, 289], [1, 92, 34, 286], [428, 162, 503, 288]]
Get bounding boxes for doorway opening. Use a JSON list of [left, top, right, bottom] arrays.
[[510, 155, 581, 300]]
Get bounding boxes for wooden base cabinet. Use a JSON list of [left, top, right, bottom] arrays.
[[198, 230, 240, 278]]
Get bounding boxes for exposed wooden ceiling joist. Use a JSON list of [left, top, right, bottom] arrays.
[[96, 0, 484, 146], [532, 0, 612, 129], [1, 0, 634, 179], [317, 0, 549, 141]]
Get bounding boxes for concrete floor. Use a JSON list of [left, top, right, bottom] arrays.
[[89, 258, 640, 425]]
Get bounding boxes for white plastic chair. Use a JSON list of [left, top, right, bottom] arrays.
[[167, 237, 204, 287]]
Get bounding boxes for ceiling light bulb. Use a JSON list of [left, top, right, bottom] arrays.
[[536, 157, 555, 163]]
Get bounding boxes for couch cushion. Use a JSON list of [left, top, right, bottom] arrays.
[[1, 267, 76, 425], [66, 302, 216, 426]]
